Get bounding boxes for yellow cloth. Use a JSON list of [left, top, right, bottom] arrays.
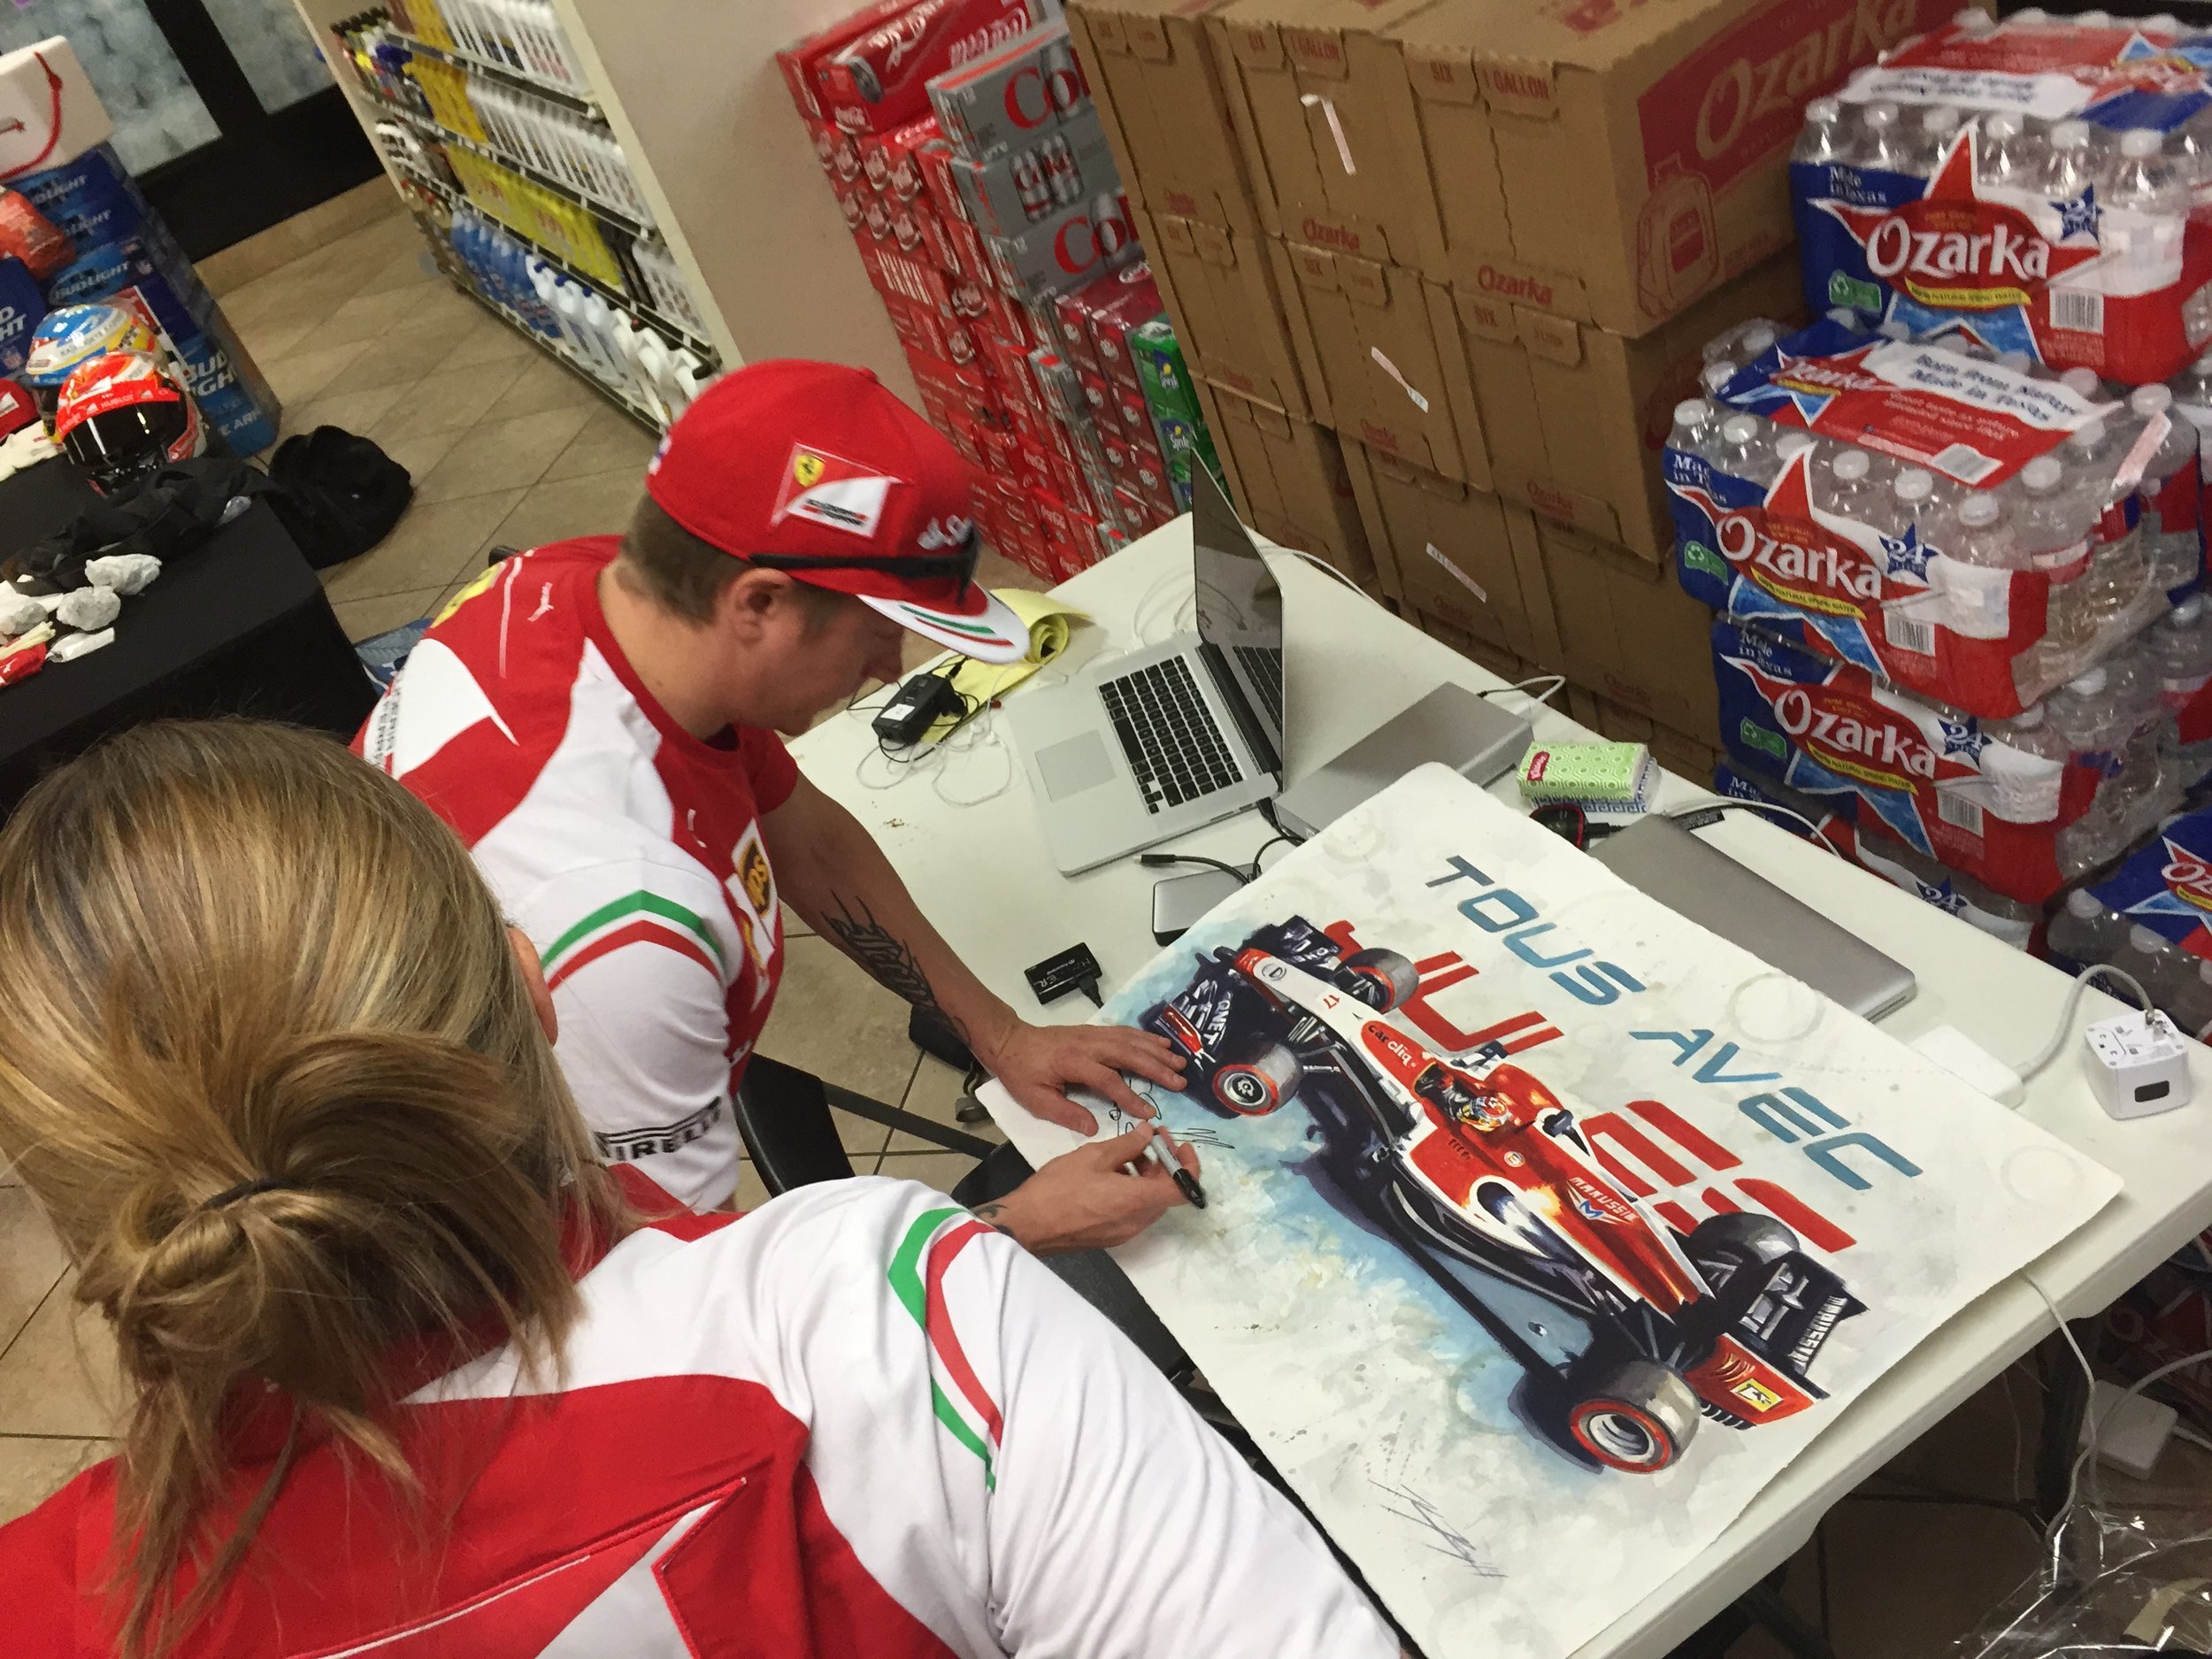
[[926, 588, 1087, 741]]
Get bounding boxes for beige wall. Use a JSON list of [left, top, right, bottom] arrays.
[[555, 0, 916, 400]]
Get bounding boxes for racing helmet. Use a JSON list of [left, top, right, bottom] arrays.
[[21, 303, 157, 432], [54, 350, 203, 497]]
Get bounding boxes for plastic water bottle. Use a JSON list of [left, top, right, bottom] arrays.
[[1892, 466, 1952, 556], [1669, 398, 1721, 461], [1818, 447, 1890, 521], [1719, 414, 1778, 487], [1855, 102, 1914, 174], [1978, 111, 2036, 192], [2110, 128, 2187, 218], [2051, 665, 2132, 784], [2132, 383, 2204, 595], [1699, 361, 1737, 398], [1984, 701, 2073, 819], [2016, 454, 2100, 651], [2170, 351, 2212, 407], [1793, 98, 1851, 169], [2044, 119, 2103, 202], [2152, 594, 2212, 712], [2047, 886, 2135, 964], [1987, 702, 2071, 762], [1942, 492, 2024, 637], [1908, 104, 1966, 174]]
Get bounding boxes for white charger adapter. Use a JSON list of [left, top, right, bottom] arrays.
[[2079, 1377, 2179, 1479], [2085, 1009, 2194, 1120]]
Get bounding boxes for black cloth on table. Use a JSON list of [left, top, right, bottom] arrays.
[[0, 456, 379, 813]]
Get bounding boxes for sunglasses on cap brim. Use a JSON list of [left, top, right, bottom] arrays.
[[747, 527, 981, 603]]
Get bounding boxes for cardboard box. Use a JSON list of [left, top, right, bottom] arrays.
[[1274, 239, 1480, 485], [1532, 517, 1719, 748], [1342, 441, 1554, 659], [1136, 205, 1321, 419], [1195, 378, 1371, 588], [1439, 251, 1801, 560], [1387, 0, 1962, 337], [1208, 0, 1439, 270], [1066, 0, 1264, 234]]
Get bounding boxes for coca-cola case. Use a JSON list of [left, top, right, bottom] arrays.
[[926, 20, 1090, 164], [1669, 318, 2160, 719], [982, 188, 1137, 304], [1711, 618, 2082, 904], [1055, 260, 1164, 393], [1793, 14, 2212, 385], [948, 108, 1116, 240], [818, 0, 1034, 135]]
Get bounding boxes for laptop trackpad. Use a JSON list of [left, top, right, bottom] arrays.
[[1036, 732, 1118, 801]]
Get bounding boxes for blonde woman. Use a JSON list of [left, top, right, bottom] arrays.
[[0, 721, 1395, 1659]]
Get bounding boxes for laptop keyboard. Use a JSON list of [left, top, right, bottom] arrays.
[[1235, 643, 1284, 730], [1099, 658, 1244, 814]]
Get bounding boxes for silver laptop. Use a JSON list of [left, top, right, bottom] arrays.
[[1591, 814, 1918, 1020], [1008, 469, 1286, 874]]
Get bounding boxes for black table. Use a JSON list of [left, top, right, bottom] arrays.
[[0, 457, 379, 810]]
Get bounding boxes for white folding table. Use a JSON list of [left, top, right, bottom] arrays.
[[785, 518, 2212, 1659]]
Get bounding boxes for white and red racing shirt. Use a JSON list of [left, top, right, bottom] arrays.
[[357, 537, 794, 1209], [0, 1175, 1399, 1658]]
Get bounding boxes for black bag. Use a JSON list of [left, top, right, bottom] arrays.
[[267, 426, 414, 569], [9, 457, 280, 590]]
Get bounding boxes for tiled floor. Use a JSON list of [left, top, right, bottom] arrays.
[[0, 195, 2159, 1659]]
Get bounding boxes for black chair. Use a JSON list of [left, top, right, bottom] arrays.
[[733, 1053, 1190, 1378]]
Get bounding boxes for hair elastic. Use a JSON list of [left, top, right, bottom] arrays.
[[199, 1178, 288, 1212]]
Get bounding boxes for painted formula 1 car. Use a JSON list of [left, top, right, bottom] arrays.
[[1142, 916, 1863, 1474]]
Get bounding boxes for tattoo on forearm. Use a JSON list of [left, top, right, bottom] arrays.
[[821, 894, 972, 1045], [971, 1202, 1008, 1234]]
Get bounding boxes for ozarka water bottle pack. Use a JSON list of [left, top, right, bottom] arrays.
[[1791, 9, 2212, 386], [1667, 314, 2177, 719]]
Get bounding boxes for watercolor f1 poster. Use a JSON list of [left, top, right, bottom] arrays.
[[977, 768, 2118, 1659]]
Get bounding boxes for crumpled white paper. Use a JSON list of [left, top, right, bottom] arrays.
[[84, 553, 161, 595], [55, 587, 121, 633]]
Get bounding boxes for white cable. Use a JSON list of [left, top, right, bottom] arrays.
[[2016, 962, 2154, 1081], [2030, 1264, 2212, 1578], [1672, 797, 1847, 861], [1275, 545, 1375, 602]]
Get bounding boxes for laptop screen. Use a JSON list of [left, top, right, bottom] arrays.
[[1190, 467, 1285, 764]]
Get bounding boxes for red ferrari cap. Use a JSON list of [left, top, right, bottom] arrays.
[[644, 358, 1028, 664], [0, 377, 39, 442]]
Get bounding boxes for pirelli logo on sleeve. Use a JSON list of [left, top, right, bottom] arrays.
[[597, 1099, 724, 1164]]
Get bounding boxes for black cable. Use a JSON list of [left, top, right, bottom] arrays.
[[1140, 851, 1253, 884], [1258, 796, 1302, 844], [1248, 833, 1296, 874]]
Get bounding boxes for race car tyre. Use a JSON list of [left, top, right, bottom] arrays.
[[1336, 949, 1419, 1011], [1686, 1212, 1800, 1285], [1568, 1359, 1700, 1472], [1212, 1040, 1302, 1116]]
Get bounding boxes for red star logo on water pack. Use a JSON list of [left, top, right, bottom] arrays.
[[1817, 127, 2105, 312]]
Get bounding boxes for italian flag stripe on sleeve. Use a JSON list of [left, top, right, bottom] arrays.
[[541, 890, 727, 988], [888, 1206, 1004, 1490]]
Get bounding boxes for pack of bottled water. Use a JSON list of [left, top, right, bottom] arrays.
[[2047, 805, 2212, 1037], [1793, 9, 2212, 386], [1668, 311, 2199, 720], [1712, 618, 2183, 904], [1714, 764, 2040, 946]]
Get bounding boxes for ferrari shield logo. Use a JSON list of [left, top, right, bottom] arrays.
[[724, 823, 780, 1008], [772, 442, 898, 540], [1731, 1378, 1783, 1412]]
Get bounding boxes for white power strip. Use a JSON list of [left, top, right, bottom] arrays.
[[2085, 1010, 2193, 1120]]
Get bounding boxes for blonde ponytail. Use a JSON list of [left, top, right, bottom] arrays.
[[0, 721, 623, 1657]]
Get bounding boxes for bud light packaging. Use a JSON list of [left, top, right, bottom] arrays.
[[1712, 618, 2085, 904], [1669, 316, 2165, 719], [927, 20, 1089, 163], [818, 0, 1033, 135], [1793, 12, 2212, 385], [0, 257, 44, 378]]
